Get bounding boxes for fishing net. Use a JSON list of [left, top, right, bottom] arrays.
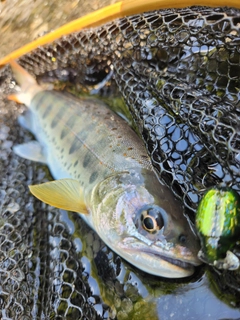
[[1, 5, 240, 319], [17, 6, 240, 214]]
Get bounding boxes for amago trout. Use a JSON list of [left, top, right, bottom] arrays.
[[8, 61, 201, 278]]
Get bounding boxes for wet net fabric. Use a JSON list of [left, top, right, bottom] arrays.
[[1, 5, 240, 319]]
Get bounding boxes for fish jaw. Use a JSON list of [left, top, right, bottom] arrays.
[[98, 225, 200, 278], [118, 239, 197, 278], [91, 170, 202, 278]]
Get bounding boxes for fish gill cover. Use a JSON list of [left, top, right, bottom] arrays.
[[1, 2, 240, 320]]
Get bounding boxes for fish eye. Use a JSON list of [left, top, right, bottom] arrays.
[[142, 215, 158, 232], [178, 234, 187, 244], [140, 207, 165, 233]]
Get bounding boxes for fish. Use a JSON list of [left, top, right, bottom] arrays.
[[9, 61, 201, 278]]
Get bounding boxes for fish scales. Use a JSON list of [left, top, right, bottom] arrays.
[[10, 61, 201, 278], [31, 90, 152, 192]]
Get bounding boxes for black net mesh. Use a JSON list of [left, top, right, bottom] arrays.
[[1, 5, 240, 319]]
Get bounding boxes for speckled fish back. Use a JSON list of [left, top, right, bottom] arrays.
[[30, 90, 152, 194]]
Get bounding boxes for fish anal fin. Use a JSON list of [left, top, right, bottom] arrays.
[[29, 179, 88, 214], [13, 141, 47, 164], [18, 111, 33, 132]]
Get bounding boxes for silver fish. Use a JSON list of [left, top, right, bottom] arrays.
[[9, 61, 201, 278]]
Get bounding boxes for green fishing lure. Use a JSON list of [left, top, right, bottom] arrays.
[[196, 186, 240, 270]]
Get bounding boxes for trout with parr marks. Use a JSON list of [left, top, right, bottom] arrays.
[[9, 61, 201, 278]]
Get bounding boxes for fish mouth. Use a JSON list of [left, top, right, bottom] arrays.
[[142, 249, 196, 270], [117, 237, 202, 277], [121, 238, 201, 267]]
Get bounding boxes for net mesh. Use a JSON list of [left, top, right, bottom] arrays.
[[1, 5, 240, 319]]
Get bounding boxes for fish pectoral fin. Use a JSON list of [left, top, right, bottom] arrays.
[[13, 141, 47, 164], [29, 179, 88, 214]]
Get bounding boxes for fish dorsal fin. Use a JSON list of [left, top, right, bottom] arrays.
[[29, 179, 88, 214]]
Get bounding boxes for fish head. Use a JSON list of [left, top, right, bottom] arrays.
[[92, 169, 202, 278]]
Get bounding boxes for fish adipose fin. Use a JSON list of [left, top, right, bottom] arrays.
[[13, 141, 47, 164], [29, 179, 89, 214]]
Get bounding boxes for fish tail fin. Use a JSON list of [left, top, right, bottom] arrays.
[[8, 93, 25, 104], [9, 60, 43, 106], [10, 60, 36, 86]]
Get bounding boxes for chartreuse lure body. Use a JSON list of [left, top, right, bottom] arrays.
[[9, 61, 201, 278], [196, 186, 240, 270]]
